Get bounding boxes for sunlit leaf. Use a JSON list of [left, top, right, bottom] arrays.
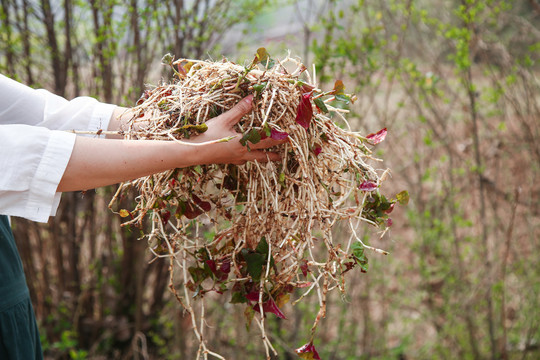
[[366, 128, 387, 144], [253, 47, 275, 68], [396, 190, 410, 205], [295, 342, 321, 360], [178, 123, 208, 133], [276, 293, 290, 308], [333, 80, 345, 94], [295, 93, 313, 129], [119, 209, 130, 218], [244, 306, 255, 331]]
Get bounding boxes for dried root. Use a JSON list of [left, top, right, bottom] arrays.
[[109, 50, 400, 359]]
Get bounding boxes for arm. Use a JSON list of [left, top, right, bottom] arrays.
[[57, 95, 285, 192]]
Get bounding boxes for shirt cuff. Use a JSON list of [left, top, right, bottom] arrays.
[[25, 130, 77, 222], [87, 102, 117, 137]]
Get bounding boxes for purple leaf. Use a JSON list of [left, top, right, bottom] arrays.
[[295, 342, 321, 360], [359, 181, 378, 192], [220, 259, 231, 274], [295, 93, 313, 130], [366, 128, 387, 144], [245, 291, 260, 302], [253, 297, 287, 319], [386, 218, 393, 227], [270, 129, 289, 140]]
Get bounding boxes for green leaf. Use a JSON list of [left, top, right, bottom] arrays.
[[179, 123, 208, 133], [240, 129, 261, 146], [396, 190, 410, 205], [351, 242, 369, 272], [335, 94, 351, 104], [242, 249, 264, 282], [161, 53, 174, 65], [256, 236, 269, 255], [313, 97, 329, 113], [230, 292, 247, 304], [253, 82, 267, 94]]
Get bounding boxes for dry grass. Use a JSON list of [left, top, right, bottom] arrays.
[[108, 53, 391, 359]]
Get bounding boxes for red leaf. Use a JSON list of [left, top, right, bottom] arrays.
[[220, 259, 231, 274], [245, 291, 260, 302], [253, 297, 287, 319], [386, 218, 393, 227], [183, 201, 203, 219], [295, 342, 321, 360], [205, 260, 217, 274], [313, 146, 322, 156], [300, 260, 309, 277], [270, 129, 289, 140], [384, 203, 395, 214], [359, 181, 378, 191], [366, 128, 387, 144], [295, 93, 313, 130], [192, 194, 212, 212], [161, 210, 171, 225], [301, 83, 314, 93]]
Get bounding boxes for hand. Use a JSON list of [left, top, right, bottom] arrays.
[[190, 95, 288, 165]]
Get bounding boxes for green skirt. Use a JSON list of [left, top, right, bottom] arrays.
[[0, 215, 43, 359], [0, 296, 43, 360]]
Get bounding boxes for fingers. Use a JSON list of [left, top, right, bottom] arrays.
[[218, 95, 254, 127], [244, 150, 282, 163], [250, 136, 288, 150]]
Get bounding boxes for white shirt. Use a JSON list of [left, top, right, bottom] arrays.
[[0, 74, 116, 223]]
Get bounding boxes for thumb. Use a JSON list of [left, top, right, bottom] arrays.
[[218, 95, 253, 127]]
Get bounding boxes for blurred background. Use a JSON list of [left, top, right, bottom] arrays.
[[1, 0, 539, 359]]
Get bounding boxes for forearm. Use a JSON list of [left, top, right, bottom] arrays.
[[58, 95, 285, 193], [57, 136, 202, 192]]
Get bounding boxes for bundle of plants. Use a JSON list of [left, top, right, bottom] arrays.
[[109, 49, 407, 359]]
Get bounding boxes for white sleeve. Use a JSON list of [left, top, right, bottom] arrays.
[[0, 74, 117, 222]]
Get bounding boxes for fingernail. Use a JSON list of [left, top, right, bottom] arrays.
[[244, 94, 254, 104]]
